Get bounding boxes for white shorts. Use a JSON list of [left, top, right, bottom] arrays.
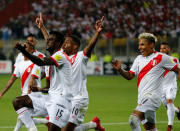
[[136, 96, 161, 112], [162, 86, 177, 106], [69, 98, 89, 125], [28, 93, 48, 117], [45, 95, 71, 128]]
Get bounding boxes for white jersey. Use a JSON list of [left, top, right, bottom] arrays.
[[162, 56, 179, 90], [13, 60, 41, 95], [69, 51, 89, 100], [49, 50, 73, 100], [14, 50, 45, 68], [129, 51, 178, 104]]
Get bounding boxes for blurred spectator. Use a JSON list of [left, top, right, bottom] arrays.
[[0, 0, 180, 40], [89, 54, 98, 62]]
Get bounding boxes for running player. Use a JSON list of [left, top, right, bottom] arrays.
[[112, 33, 180, 131], [36, 13, 105, 131], [15, 31, 73, 131], [160, 42, 180, 131]]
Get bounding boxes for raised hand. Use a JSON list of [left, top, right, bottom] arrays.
[[95, 16, 104, 33], [36, 12, 44, 29], [15, 42, 25, 51], [111, 59, 122, 71]]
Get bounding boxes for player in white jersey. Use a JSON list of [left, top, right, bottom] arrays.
[[0, 42, 46, 131], [15, 31, 73, 131], [112, 33, 180, 131], [160, 42, 180, 131], [14, 34, 45, 68], [36, 13, 105, 131]]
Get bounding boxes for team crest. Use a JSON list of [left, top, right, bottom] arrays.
[[151, 59, 158, 66], [55, 55, 61, 61]]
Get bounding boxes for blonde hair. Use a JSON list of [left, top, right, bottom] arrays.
[[138, 33, 157, 44]]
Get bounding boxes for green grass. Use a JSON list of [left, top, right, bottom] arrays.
[[0, 75, 180, 131]]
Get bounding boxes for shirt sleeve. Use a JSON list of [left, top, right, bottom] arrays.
[[50, 51, 65, 67], [162, 54, 178, 71], [13, 65, 20, 78], [31, 64, 41, 79], [80, 50, 89, 65], [129, 56, 139, 76]]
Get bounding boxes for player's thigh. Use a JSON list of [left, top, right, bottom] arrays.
[[28, 93, 48, 117], [69, 98, 89, 125]]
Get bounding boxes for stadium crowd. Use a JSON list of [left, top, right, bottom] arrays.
[[0, 0, 180, 40]]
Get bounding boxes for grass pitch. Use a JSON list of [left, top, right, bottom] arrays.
[[0, 74, 180, 131]]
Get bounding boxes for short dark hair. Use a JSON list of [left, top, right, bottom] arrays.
[[49, 31, 65, 44], [161, 42, 170, 47], [66, 35, 81, 47], [27, 34, 36, 38]]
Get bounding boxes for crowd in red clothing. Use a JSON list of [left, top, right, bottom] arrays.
[[0, 0, 180, 40]]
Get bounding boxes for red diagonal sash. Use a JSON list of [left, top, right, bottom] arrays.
[[137, 54, 162, 88]]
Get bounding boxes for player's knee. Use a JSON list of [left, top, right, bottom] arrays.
[[12, 97, 23, 110], [144, 110, 156, 124], [129, 114, 140, 128], [12, 95, 32, 110]]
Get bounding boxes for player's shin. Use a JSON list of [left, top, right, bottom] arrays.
[[13, 118, 23, 131], [129, 114, 141, 131], [16, 107, 37, 131], [167, 103, 175, 125]]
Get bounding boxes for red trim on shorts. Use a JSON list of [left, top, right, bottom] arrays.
[[50, 56, 59, 67], [137, 54, 162, 88], [18, 109, 28, 115]]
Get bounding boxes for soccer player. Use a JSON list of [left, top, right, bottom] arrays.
[[36, 13, 105, 131], [160, 42, 180, 131], [0, 42, 45, 131], [15, 31, 73, 131], [14, 34, 45, 68], [112, 33, 180, 131]]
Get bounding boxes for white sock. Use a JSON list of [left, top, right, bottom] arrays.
[[74, 121, 97, 131], [13, 118, 23, 131], [174, 105, 179, 113], [167, 103, 175, 125], [33, 118, 48, 125], [16, 107, 37, 130]]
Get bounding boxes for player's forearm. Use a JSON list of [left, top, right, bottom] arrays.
[[20, 48, 45, 66], [84, 31, 101, 57], [40, 25, 49, 42], [118, 68, 134, 80]]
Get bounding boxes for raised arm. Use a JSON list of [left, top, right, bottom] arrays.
[[112, 60, 134, 80], [0, 75, 17, 99], [83, 16, 104, 57], [36, 13, 49, 42], [15, 42, 55, 66]]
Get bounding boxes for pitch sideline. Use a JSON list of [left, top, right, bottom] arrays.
[[0, 121, 180, 128]]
